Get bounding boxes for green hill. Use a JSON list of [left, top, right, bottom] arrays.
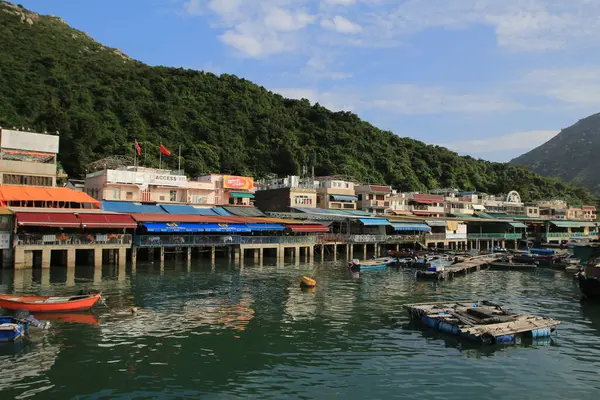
[[511, 113, 600, 194], [0, 1, 593, 203]]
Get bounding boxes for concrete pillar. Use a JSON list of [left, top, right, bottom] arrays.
[[234, 247, 240, 261], [67, 248, 76, 268], [501, 240, 506, 249], [131, 247, 137, 272], [94, 266, 102, 284], [118, 248, 126, 267], [14, 247, 25, 270], [259, 248, 264, 263], [66, 265, 75, 287], [345, 244, 349, 260], [211, 247, 216, 264], [93, 248, 102, 268], [240, 247, 245, 265], [514, 239, 518, 250], [308, 246, 314, 263], [118, 264, 126, 281], [228, 247, 232, 261], [147, 247, 154, 261], [363, 244, 367, 260], [320, 245, 324, 262], [41, 248, 51, 269], [333, 244, 337, 261], [253, 248, 259, 263], [41, 268, 50, 288], [349, 244, 354, 259], [294, 246, 300, 264], [160, 247, 165, 263], [375, 244, 380, 257], [396, 244, 400, 251]]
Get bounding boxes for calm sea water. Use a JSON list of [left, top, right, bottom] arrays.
[[0, 259, 599, 399]]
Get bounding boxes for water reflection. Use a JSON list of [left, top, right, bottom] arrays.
[[0, 263, 599, 399]]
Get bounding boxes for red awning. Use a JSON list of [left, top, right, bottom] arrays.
[[15, 212, 80, 228], [412, 200, 439, 204], [286, 224, 330, 233], [78, 213, 138, 229]]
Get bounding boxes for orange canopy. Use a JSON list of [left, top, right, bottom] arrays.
[[0, 186, 100, 207]]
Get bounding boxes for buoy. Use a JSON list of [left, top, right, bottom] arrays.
[[131, 307, 138, 314], [300, 276, 316, 288]]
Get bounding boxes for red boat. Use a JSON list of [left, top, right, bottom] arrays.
[[0, 292, 102, 312]]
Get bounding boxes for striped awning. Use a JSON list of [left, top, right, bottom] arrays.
[[245, 223, 286, 231], [551, 221, 596, 228], [426, 220, 447, 227], [359, 218, 392, 226], [331, 194, 358, 201], [391, 223, 431, 231], [509, 222, 528, 228], [143, 222, 203, 232]]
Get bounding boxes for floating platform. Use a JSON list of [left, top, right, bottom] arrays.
[[488, 262, 538, 271], [415, 255, 496, 280], [405, 300, 560, 345]]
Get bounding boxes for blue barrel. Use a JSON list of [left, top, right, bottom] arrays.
[[495, 334, 515, 344], [531, 327, 551, 338], [438, 321, 459, 335], [422, 315, 440, 329]]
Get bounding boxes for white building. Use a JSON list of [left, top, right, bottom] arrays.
[[0, 127, 64, 187]]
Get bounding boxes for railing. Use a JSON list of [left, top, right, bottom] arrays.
[[316, 234, 426, 244], [545, 232, 599, 238], [467, 233, 523, 240], [133, 235, 316, 247], [427, 233, 446, 241], [17, 233, 132, 247]]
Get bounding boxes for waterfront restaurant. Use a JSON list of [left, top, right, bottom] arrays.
[[314, 177, 358, 210], [355, 185, 393, 214], [407, 194, 445, 218]]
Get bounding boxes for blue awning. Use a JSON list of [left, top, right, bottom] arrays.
[[143, 222, 203, 232], [200, 223, 251, 233], [331, 194, 358, 201], [246, 223, 286, 231], [391, 223, 431, 231], [359, 218, 392, 226]]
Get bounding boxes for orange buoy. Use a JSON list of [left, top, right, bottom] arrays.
[[300, 276, 316, 288]]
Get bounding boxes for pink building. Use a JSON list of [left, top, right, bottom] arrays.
[[85, 167, 254, 206]]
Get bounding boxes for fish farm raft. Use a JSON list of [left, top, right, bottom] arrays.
[[405, 300, 560, 345]]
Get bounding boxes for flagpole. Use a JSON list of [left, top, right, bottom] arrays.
[[178, 145, 181, 173], [159, 143, 162, 170]]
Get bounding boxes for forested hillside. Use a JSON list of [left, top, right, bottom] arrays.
[[0, 1, 592, 203]]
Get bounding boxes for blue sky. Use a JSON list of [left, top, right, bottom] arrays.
[[16, 0, 600, 161]]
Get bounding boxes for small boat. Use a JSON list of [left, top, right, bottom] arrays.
[[488, 261, 538, 271], [565, 265, 582, 274], [0, 311, 50, 343], [300, 276, 316, 288], [348, 259, 390, 271], [0, 292, 103, 313], [416, 264, 447, 280], [0, 316, 27, 343]]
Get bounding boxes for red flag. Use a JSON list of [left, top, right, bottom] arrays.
[[135, 139, 142, 155], [159, 143, 171, 156]]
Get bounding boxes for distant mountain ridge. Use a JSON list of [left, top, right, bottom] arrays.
[[511, 113, 600, 194], [0, 0, 593, 203]]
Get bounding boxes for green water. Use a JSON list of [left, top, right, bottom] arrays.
[[0, 260, 599, 399]]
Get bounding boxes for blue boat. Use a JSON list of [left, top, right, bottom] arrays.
[[0, 316, 28, 343]]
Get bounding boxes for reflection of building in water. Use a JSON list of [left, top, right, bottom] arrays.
[[99, 295, 255, 340], [0, 335, 59, 393]]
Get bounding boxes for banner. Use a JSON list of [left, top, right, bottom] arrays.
[[223, 175, 254, 190]]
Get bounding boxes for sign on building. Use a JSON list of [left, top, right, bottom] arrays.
[[223, 175, 254, 190], [0, 232, 11, 249]]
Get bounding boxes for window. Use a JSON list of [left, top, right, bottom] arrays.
[[159, 196, 165, 201], [126, 192, 133, 200], [113, 188, 121, 200], [294, 195, 313, 205], [170, 191, 177, 202], [357, 194, 363, 201]]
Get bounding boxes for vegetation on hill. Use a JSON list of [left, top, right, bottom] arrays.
[[511, 113, 600, 195], [0, 1, 594, 203]]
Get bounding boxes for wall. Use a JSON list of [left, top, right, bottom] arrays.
[[0, 129, 59, 153]]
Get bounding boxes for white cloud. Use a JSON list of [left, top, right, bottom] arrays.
[[321, 15, 362, 34], [439, 130, 559, 154], [264, 7, 316, 32], [520, 67, 600, 106], [368, 84, 522, 115], [271, 83, 521, 115], [321, 0, 356, 6]]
